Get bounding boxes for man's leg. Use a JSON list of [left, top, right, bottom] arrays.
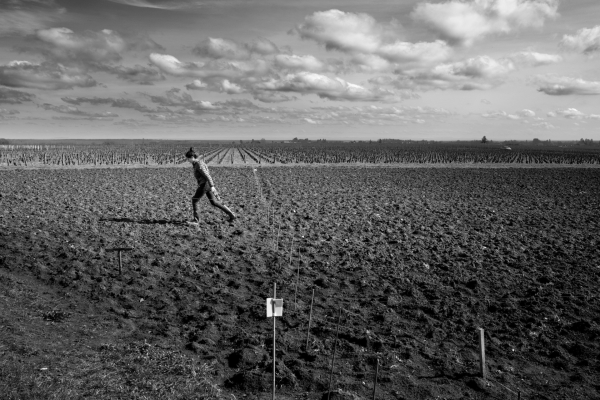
[[191, 185, 206, 222], [206, 191, 236, 221]]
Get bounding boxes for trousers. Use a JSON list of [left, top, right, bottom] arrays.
[[192, 183, 234, 221]]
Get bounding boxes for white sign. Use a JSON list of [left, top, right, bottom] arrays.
[[266, 298, 283, 317]]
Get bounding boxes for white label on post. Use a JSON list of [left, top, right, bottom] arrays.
[[266, 298, 283, 317]]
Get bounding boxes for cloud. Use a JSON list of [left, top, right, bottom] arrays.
[[295, 9, 451, 67], [33, 28, 164, 64], [149, 53, 269, 80], [555, 108, 585, 119], [193, 38, 251, 60], [532, 121, 554, 129], [295, 9, 396, 54], [0, 87, 36, 104], [507, 51, 562, 66], [0, 108, 20, 120], [41, 103, 118, 118], [61, 96, 159, 113], [255, 71, 399, 102], [535, 75, 600, 95], [274, 54, 326, 72], [185, 80, 207, 90], [394, 55, 515, 91], [97, 64, 165, 84], [559, 25, 600, 54], [0, 61, 97, 90], [35, 28, 126, 63], [104, 0, 196, 10], [252, 91, 297, 103], [517, 108, 536, 117], [411, 0, 559, 46], [0, 1, 65, 36], [192, 37, 281, 61], [377, 40, 451, 64], [221, 79, 244, 94]]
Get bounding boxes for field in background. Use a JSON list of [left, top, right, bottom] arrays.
[[1, 140, 600, 167]]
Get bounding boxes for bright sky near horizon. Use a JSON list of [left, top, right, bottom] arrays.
[[0, 0, 599, 141]]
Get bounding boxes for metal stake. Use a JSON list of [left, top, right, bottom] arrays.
[[327, 308, 343, 400], [305, 288, 315, 352]]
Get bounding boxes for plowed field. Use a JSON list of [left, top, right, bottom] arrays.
[[1, 165, 599, 399]]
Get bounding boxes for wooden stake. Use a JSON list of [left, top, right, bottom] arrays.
[[305, 288, 315, 352], [272, 282, 276, 400], [479, 327, 486, 379], [372, 358, 379, 400], [327, 308, 343, 400]]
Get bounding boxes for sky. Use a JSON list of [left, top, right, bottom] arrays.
[[0, 0, 599, 141]]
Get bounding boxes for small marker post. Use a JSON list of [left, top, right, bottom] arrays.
[[372, 357, 379, 400], [305, 288, 315, 352], [266, 283, 283, 400], [479, 327, 486, 379], [327, 308, 343, 400], [106, 246, 133, 275]]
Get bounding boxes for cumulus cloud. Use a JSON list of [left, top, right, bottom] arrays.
[[294, 9, 452, 67], [255, 71, 399, 102], [535, 75, 600, 95], [41, 103, 119, 118], [517, 108, 536, 117], [394, 55, 515, 91], [252, 91, 297, 103], [274, 54, 326, 72], [193, 38, 251, 60], [149, 53, 268, 81], [295, 9, 396, 54], [377, 40, 452, 64], [185, 80, 207, 90], [0, 87, 36, 104], [0, 61, 97, 90], [507, 51, 562, 66], [32, 28, 164, 64], [36, 28, 126, 63], [192, 37, 281, 61], [559, 25, 600, 54], [221, 79, 244, 94], [98, 64, 165, 84], [555, 108, 585, 119], [411, 0, 559, 46]]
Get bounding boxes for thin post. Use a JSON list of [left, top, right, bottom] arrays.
[[294, 248, 300, 311], [327, 308, 343, 400], [372, 358, 379, 400], [272, 282, 276, 400], [518, 391, 521, 400], [118, 250, 122, 275], [479, 327, 486, 379], [305, 288, 315, 352]]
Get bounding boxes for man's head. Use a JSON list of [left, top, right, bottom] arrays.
[[185, 147, 198, 163]]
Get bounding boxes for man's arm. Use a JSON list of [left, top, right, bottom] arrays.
[[198, 161, 216, 188]]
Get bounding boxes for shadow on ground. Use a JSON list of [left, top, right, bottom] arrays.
[[100, 217, 187, 226]]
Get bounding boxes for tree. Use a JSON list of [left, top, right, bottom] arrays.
[[481, 136, 488, 144], [0, 138, 9, 145]]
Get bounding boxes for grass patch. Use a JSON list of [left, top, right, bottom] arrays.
[[0, 340, 231, 400]]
